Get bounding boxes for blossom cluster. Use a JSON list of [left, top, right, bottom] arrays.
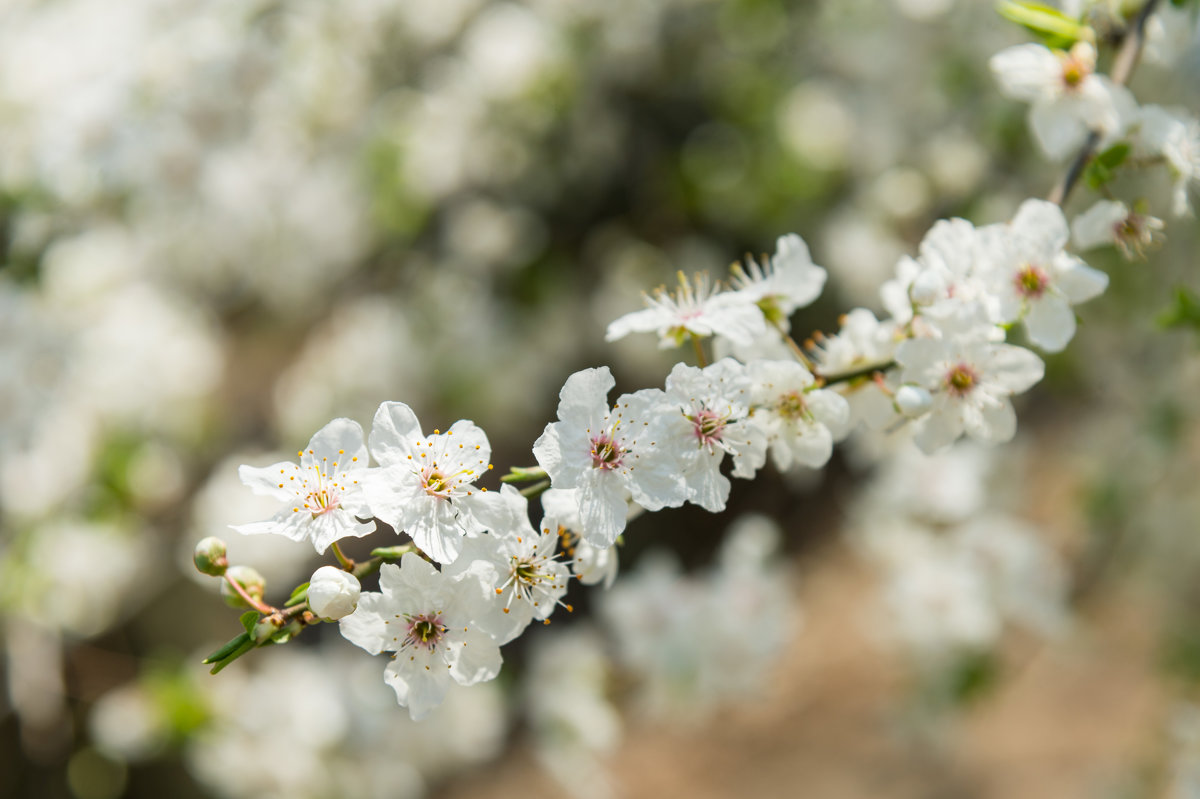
[[208, 0, 1196, 730], [225, 187, 1109, 719], [234, 406, 585, 718]]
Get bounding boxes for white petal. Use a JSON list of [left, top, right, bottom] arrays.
[[990, 44, 1062, 102], [576, 471, 629, 548], [555, 367, 614, 430], [912, 397, 965, 453], [972, 398, 1018, 444], [337, 593, 390, 655], [237, 462, 301, 501], [685, 454, 731, 512], [984, 344, 1045, 393], [447, 627, 503, 685], [1054, 256, 1108, 304], [305, 418, 368, 467], [1030, 99, 1089, 160], [1011, 199, 1069, 255], [788, 423, 833, 469], [1071, 200, 1127, 250], [369, 402, 423, 466], [384, 657, 449, 721], [1024, 295, 1076, 352], [806, 389, 852, 441], [606, 307, 665, 342]]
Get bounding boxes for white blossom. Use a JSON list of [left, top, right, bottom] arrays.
[[896, 325, 1044, 453], [542, 488, 620, 588], [728, 233, 826, 329], [605, 271, 765, 349], [747, 360, 850, 471], [986, 198, 1109, 352], [364, 401, 496, 565], [653, 359, 768, 512], [990, 41, 1135, 160], [233, 419, 375, 555], [1071, 198, 1163, 257], [1135, 105, 1200, 216], [446, 485, 572, 644], [532, 367, 686, 548], [339, 553, 504, 721]]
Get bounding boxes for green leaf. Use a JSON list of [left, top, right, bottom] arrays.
[[1095, 142, 1130, 170], [202, 631, 252, 665], [996, 1, 1086, 48], [1085, 162, 1112, 190], [286, 582, 310, 606], [239, 610, 259, 635], [370, 545, 414, 560], [1084, 145, 1130, 190], [948, 650, 999, 705], [208, 638, 256, 675], [1157, 286, 1200, 332]]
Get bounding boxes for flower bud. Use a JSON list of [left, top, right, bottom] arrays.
[[307, 566, 361, 620], [895, 384, 933, 418], [220, 566, 266, 609], [193, 537, 228, 576], [910, 271, 944, 306]]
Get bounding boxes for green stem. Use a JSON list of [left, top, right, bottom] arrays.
[[330, 540, 354, 571], [352, 556, 384, 580], [501, 466, 549, 484], [690, 333, 708, 368], [520, 479, 552, 499]]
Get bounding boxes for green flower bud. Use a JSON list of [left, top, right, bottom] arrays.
[[193, 537, 228, 576], [220, 566, 265, 609]]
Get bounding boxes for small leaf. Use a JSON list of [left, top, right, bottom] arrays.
[[286, 582, 310, 606], [202, 631, 252, 665], [239, 610, 259, 635], [208, 638, 256, 675], [996, 1, 1086, 48], [1095, 142, 1130, 170], [1158, 286, 1200, 332], [1085, 162, 1112, 190]]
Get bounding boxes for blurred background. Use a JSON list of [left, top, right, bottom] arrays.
[[2, 0, 1200, 796]]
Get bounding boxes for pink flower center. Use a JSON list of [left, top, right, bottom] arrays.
[[590, 434, 624, 470], [1014, 264, 1050, 299], [1058, 49, 1091, 89], [422, 466, 450, 497], [402, 613, 446, 652], [303, 487, 340, 516], [688, 408, 727, 447], [944, 363, 979, 397]]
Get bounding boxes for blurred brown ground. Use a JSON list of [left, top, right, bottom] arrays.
[[442, 542, 1163, 799]]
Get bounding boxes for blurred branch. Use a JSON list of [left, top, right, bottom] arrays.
[[1048, 0, 1161, 206]]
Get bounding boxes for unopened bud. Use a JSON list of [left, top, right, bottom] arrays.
[[221, 566, 266, 609], [910, 271, 943, 306], [307, 566, 361, 621], [895, 385, 933, 417], [193, 537, 228, 576]]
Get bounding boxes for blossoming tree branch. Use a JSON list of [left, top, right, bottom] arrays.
[[192, 0, 1199, 720]]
